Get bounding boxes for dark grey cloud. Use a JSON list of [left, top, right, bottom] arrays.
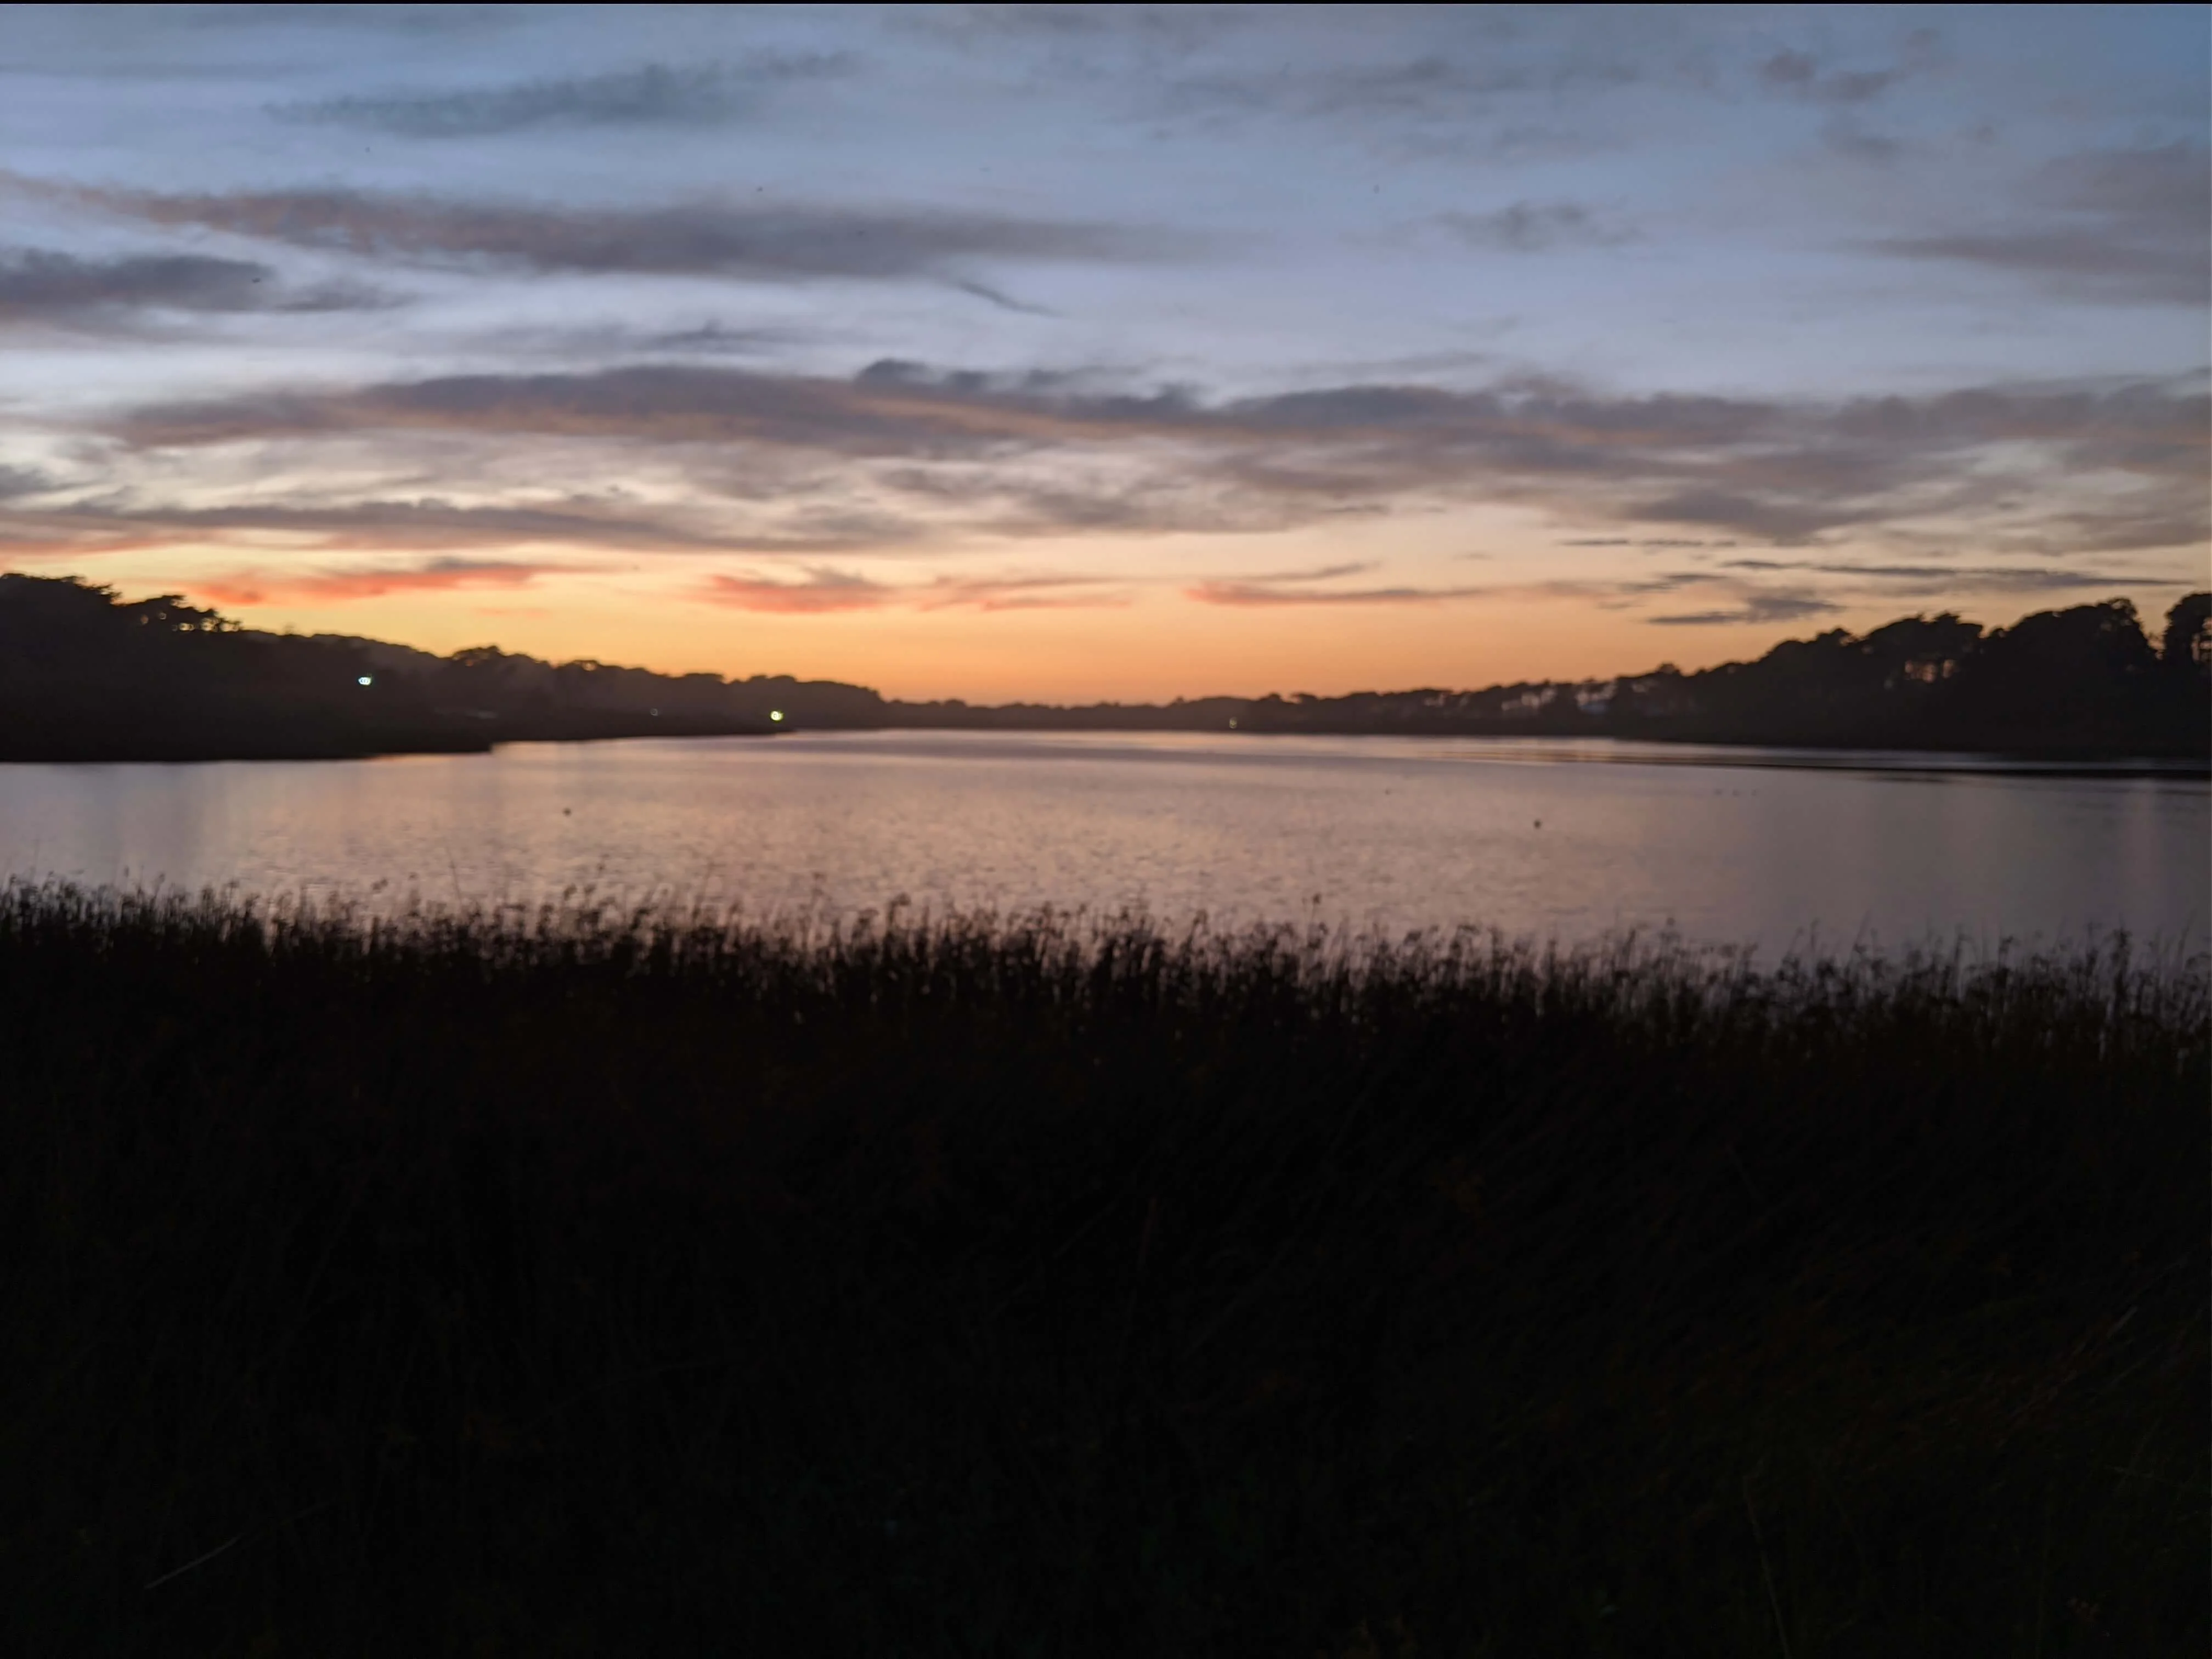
[[1556, 537, 1734, 548], [1649, 593, 1842, 626], [1431, 201, 1635, 253], [1161, 48, 1641, 131], [1718, 557, 2194, 592], [0, 465, 57, 499], [1208, 561, 1376, 584], [1301, 53, 1641, 114], [1634, 487, 1868, 544], [1757, 28, 1938, 107], [1186, 569, 1774, 613], [185, 4, 512, 37], [952, 278, 1058, 315], [150, 498, 730, 550], [270, 55, 854, 137], [876, 461, 1362, 539], [460, 319, 812, 364], [640, 322, 804, 354], [904, 5, 1233, 49], [111, 364, 1830, 524], [1108, 7, 1685, 163], [30, 174, 1196, 284], [100, 362, 2209, 556], [0, 495, 744, 561], [1610, 571, 1725, 596], [1186, 577, 1497, 607], [689, 509, 935, 556], [1819, 119, 1905, 166], [1878, 230, 2207, 305], [1758, 49, 1897, 106], [1870, 142, 2210, 305], [0, 247, 385, 325], [988, 481, 1274, 535]]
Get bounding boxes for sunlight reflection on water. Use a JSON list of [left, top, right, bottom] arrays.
[[0, 730, 2203, 957]]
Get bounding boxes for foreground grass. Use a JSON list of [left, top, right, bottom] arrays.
[[0, 883, 2202, 1657]]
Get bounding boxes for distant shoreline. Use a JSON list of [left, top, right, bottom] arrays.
[[0, 711, 774, 766], [6, 575, 2205, 771]]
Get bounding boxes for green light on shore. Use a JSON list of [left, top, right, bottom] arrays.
[[770, 710, 785, 722]]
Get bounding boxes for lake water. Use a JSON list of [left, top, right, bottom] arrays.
[[1, 731, 2204, 957]]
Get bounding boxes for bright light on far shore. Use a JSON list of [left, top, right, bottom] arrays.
[[357, 675, 372, 686], [770, 710, 785, 722]]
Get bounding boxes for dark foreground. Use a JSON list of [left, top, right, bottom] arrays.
[[2, 888, 2203, 1657]]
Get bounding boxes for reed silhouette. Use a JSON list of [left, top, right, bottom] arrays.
[[1, 883, 2202, 1655]]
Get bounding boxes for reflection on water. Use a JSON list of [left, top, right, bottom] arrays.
[[0, 730, 2203, 956]]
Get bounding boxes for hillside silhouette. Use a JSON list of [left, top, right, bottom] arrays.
[[1, 573, 2204, 763]]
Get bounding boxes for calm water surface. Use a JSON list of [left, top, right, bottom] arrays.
[[1, 731, 2204, 956]]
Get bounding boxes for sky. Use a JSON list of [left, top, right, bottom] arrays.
[[0, 3, 2205, 701]]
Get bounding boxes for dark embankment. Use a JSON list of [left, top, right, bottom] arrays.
[[3, 886, 2203, 1655]]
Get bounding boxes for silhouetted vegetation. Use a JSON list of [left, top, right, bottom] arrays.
[[0, 576, 778, 761], [4, 574, 2204, 763], [3, 883, 2202, 1655], [893, 595, 2208, 760]]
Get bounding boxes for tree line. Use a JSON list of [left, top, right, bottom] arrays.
[[1, 573, 2203, 762]]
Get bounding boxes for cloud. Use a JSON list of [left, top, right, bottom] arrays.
[[1647, 592, 1842, 626], [1186, 578, 1495, 607], [1876, 231, 2207, 306], [639, 323, 803, 354], [1610, 571, 1724, 596], [1431, 201, 1635, 252], [1758, 29, 1938, 108], [951, 278, 1058, 315], [1233, 561, 1379, 583], [698, 566, 1127, 614], [1186, 569, 1731, 612], [905, 5, 1228, 52], [1868, 143, 2210, 305], [1633, 487, 1870, 544], [1160, 45, 1644, 132], [911, 572, 1128, 611], [0, 496, 740, 560], [190, 556, 571, 606], [1558, 537, 1733, 548], [95, 362, 2210, 564], [1757, 49, 1898, 106], [701, 567, 888, 613], [114, 362, 1142, 453], [1718, 557, 2196, 592], [270, 55, 854, 137], [118, 362, 1791, 463], [21, 174, 1198, 285], [0, 247, 385, 325], [459, 318, 813, 364], [693, 510, 938, 556]]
